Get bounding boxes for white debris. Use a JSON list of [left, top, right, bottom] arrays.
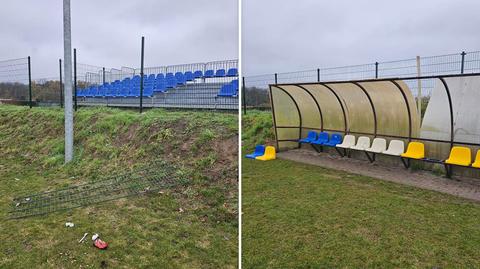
[[15, 203, 20, 207], [91, 233, 99, 241], [14, 178, 20, 181], [79, 233, 88, 243], [65, 222, 75, 228], [25, 198, 30, 201]]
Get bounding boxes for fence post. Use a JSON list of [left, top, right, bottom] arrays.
[[59, 59, 63, 108], [28, 56, 32, 108], [461, 51, 466, 74], [242, 76, 246, 115], [274, 73, 278, 84], [102, 67, 105, 84], [375, 62, 379, 79], [139, 36, 145, 113], [73, 48, 77, 111], [416, 56, 422, 117], [317, 68, 320, 82]]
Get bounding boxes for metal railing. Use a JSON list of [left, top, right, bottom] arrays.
[[243, 50, 480, 113]]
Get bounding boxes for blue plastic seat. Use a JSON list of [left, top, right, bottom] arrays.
[[204, 70, 214, 78], [193, 70, 203, 79], [184, 71, 194, 81], [246, 145, 266, 159], [142, 86, 154, 97], [156, 73, 164, 80], [231, 79, 239, 91], [175, 72, 186, 85], [166, 77, 177, 88], [96, 86, 105, 97], [323, 134, 343, 146], [311, 132, 329, 145], [227, 68, 238, 77], [215, 69, 226, 77], [217, 84, 236, 97], [299, 131, 317, 143], [119, 87, 129, 97]]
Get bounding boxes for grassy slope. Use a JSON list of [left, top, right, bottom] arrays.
[[0, 105, 238, 268], [242, 111, 480, 268], [241, 110, 274, 152]]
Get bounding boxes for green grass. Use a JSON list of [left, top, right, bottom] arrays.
[[0, 105, 238, 268], [241, 110, 274, 152], [242, 157, 480, 268]]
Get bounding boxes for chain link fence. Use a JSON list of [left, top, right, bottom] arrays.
[[243, 51, 480, 112]]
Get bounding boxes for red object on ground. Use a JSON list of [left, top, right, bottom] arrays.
[[94, 239, 108, 249]]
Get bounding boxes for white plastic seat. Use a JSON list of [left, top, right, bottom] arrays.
[[382, 140, 405, 156], [365, 138, 387, 153], [336, 134, 356, 149], [350, 136, 370, 151]]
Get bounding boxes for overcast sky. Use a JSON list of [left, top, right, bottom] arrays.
[[0, 0, 238, 79], [243, 0, 480, 76]]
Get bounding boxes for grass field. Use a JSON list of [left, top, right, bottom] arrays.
[[242, 110, 480, 268], [0, 105, 238, 268]]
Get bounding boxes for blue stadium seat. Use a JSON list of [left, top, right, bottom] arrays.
[[166, 77, 177, 88], [215, 69, 226, 77], [299, 131, 317, 143], [119, 86, 130, 97], [86, 87, 95, 97], [246, 145, 266, 159], [154, 79, 167, 92], [175, 72, 186, 85], [231, 79, 239, 91], [204, 70, 214, 78], [193, 70, 203, 79], [217, 84, 236, 97], [142, 85, 154, 97], [323, 134, 343, 147], [184, 71, 194, 81], [156, 73, 164, 80], [311, 132, 329, 145], [227, 68, 238, 77], [96, 86, 106, 97]]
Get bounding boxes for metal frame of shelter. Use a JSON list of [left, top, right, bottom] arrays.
[[269, 72, 480, 152]]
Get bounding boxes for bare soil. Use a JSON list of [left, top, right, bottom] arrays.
[[279, 149, 480, 202]]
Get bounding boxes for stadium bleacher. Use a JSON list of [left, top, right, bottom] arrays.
[[77, 67, 239, 99]]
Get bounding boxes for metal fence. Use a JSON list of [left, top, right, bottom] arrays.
[[0, 57, 32, 107], [0, 54, 238, 110], [243, 50, 480, 112]]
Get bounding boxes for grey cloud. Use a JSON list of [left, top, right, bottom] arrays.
[[0, 0, 238, 78], [243, 0, 480, 76]]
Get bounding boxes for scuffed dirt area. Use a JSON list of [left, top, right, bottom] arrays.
[[279, 149, 480, 202]]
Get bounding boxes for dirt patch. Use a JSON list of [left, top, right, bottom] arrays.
[[279, 149, 480, 202]]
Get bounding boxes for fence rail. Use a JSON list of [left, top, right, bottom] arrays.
[[0, 54, 238, 110], [243, 50, 480, 112]]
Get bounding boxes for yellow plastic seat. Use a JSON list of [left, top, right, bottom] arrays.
[[445, 146, 471, 166], [472, 150, 480, 168], [400, 142, 425, 159], [256, 146, 276, 161]]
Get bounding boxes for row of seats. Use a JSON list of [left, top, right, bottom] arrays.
[[77, 72, 238, 98], [300, 131, 480, 177], [401, 142, 480, 168], [217, 79, 239, 97], [299, 131, 405, 156]]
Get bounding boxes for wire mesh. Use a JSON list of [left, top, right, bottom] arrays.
[[8, 160, 187, 219], [0, 57, 29, 103], [77, 59, 238, 110], [243, 51, 480, 111]]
